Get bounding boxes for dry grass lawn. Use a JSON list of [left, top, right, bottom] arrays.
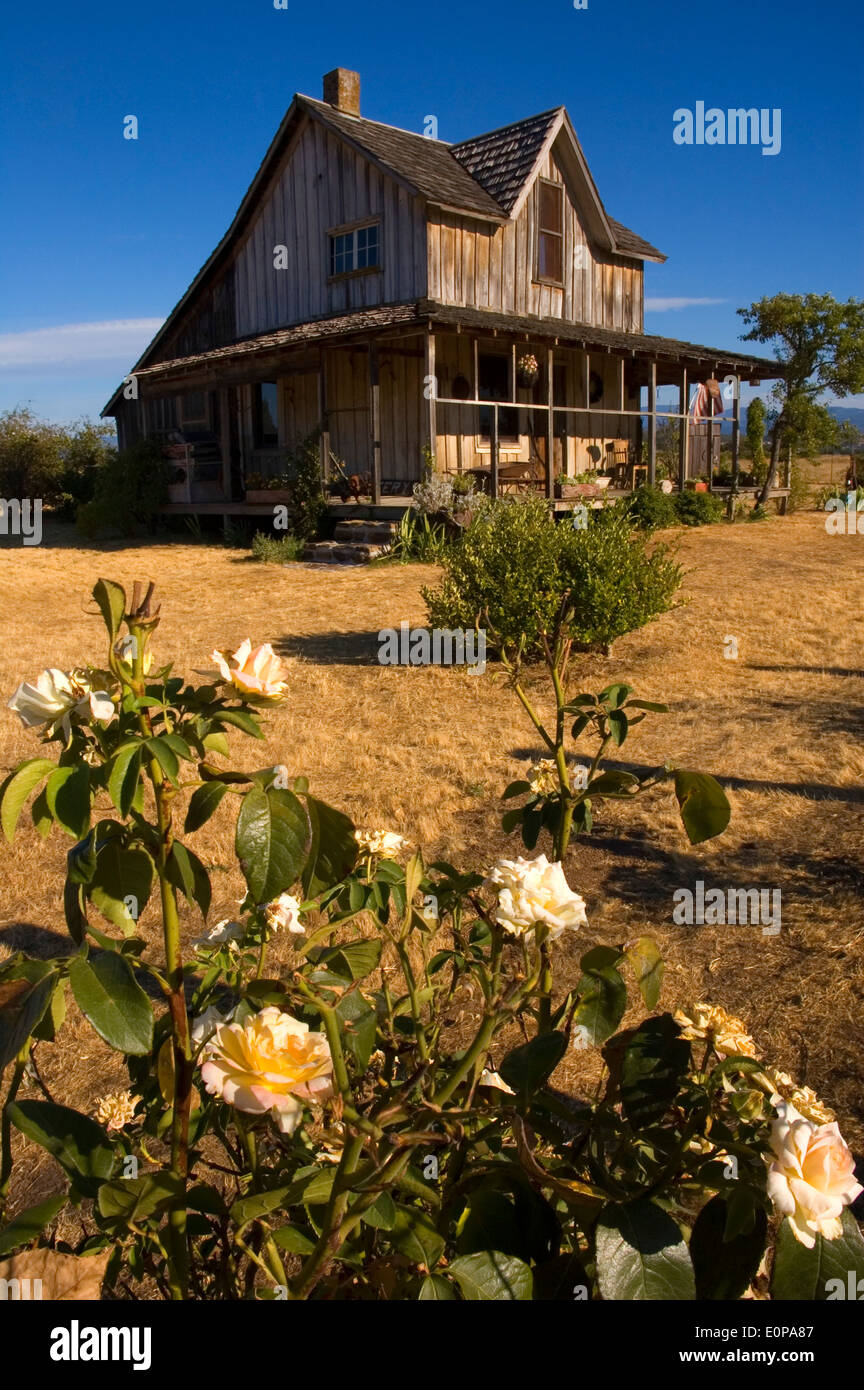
[[1, 507, 863, 1215]]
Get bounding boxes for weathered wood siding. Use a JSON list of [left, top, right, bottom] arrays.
[[234, 118, 427, 337], [427, 143, 643, 332]]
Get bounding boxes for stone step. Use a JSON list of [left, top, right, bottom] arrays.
[[302, 540, 389, 565], [333, 519, 397, 544]]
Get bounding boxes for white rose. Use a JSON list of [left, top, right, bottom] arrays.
[[485, 854, 588, 941], [193, 918, 245, 949], [354, 829, 408, 857], [190, 1003, 236, 1048], [264, 892, 304, 935], [766, 1101, 863, 1248], [7, 668, 115, 736]]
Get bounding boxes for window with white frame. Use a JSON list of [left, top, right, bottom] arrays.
[[329, 222, 381, 278]]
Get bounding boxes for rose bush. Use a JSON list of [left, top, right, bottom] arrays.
[[0, 577, 861, 1301]]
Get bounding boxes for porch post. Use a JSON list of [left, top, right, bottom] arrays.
[[648, 360, 657, 487], [425, 329, 437, 467], [218, 387, 231, 500], [318, 351, 330, 485], [707, 396, 715, 490], [491, 404, 499, 499], [729, 375, 741, 518], [678, 367, 688, 492], [369, 342, 382, 505], [546, 346, 555, 500]]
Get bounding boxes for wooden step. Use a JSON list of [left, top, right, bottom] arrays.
[[333, 519, 397, 544]]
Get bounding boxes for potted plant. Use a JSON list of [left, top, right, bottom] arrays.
[[516, 352, 539, 389]]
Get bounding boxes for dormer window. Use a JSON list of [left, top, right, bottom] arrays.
[[329, 221, 381, 278], [536, 179, 564, 284]]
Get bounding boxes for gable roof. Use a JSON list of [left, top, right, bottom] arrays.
[[450, 108, 563, 214], [298, 96, 506, 220]]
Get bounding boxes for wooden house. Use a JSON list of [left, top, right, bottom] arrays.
[[103, 68, 782, 511]]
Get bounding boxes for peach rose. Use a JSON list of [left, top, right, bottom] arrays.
[[674, 1002, 758, 1059], [766, 1101, 863, 1248], [200, 1006, 333, 1135], [210, 640, 289, 704]]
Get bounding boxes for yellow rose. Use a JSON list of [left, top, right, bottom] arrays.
[[200, 1006, 333, 1134], [766, 1101, 863, 1248], [210, 640, 289, 703], [674, 1002, 758, 1059]]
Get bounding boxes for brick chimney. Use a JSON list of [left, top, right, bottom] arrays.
[[323, 68, 361, 117]]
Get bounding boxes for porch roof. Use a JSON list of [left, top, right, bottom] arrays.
[[104, 299, 780, 404]]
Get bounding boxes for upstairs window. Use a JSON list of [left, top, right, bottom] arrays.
[[253, 382, 279, 450], [536, 180, 564, 284], [329, 222, 381, 278]]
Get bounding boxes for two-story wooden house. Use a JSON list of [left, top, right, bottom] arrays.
[[103, 68, 781, 510]]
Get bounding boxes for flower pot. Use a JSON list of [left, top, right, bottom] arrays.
[[594, 475, 612, 490], [694, 481, 708, 493], [517, 370, 539, 389]]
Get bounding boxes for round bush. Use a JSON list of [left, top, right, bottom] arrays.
[[672, 491, 724, 526], [422, 495, 683, 657]]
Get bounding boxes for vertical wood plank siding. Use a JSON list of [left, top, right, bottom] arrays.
[[234, 121, 427, 336], [427, 144, 643, 333]]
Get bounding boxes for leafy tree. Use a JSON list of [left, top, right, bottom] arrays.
[[737, 294, 864, 506], [745, 396, 768, 484], [0, 407, 65, 500]]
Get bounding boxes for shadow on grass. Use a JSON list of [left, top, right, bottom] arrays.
[[273, 631, 383, 666]]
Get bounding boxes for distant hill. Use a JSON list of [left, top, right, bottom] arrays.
[[713, 402, 864, 441]]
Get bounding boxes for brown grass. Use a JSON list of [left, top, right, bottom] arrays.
[[1, 510, 863, 1213]]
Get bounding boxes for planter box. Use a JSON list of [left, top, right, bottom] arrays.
[[557, 483, 601, 500], [245, 489, 293, 505]]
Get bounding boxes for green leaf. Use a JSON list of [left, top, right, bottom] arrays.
[[599, 682, 632, 709], [500, 1031, 568, 1104], [624, 936, 664, 1010], [145, 737, 180, 785], [272, 1226, 315, 1255], [448, 1251, 533, 1301], [572, 966, 627, 1049], [90, 843, 154, 934], [587, 770, 640, 796], [335, 991, 377, 1072], [165, 842, 212, 920], [419, 1274, 457, 1300], [532, 1251, 591, 1301], [627, 700, 669, 714], [202, 731, 230, 758], [596, 1199, 696, 1300], [6, 1099, 115, 1197], [46, 765, 91, 839], [107, 743, 142, 818], [691, 1195, 768, 1300], [771, 1208, 864, 1301], [302, 795, 358, 897], [1, 758, 57, 843], [92, 578, 126, 642], [359, 1192, 397, 1230], [0, 968, 58, 1069], [502, 780, 531, 800], [606, 709, 629, 747], [673, 770, 731, 845], [0, 1194, 67, 1257], [607, 1015, 691, 1127], [319, 938, 382, 983], [97, 1173, 184, 1227], [185, 781, 228, 833], [69, 953, 154, 1055], [63, 879, 88, 945], [217, 708, 265, 740], [390, 1206, 446, 1270], [235, 785, 311, 904], [229, 1185, 293, 1228]]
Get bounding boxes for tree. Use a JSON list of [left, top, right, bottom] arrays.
[[745, 396, 768, 484], [737, 294, 864, 507]]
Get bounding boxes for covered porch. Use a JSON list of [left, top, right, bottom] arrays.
[[116, 300, 783, 516]]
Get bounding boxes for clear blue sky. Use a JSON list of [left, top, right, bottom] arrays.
[[1, 0, 861, 424]]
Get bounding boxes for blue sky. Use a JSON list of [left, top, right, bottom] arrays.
[[1, 0, 861, 424]]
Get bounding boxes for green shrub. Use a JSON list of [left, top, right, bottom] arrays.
[[251, 531, 304, 563], [76, 438, 170, 537], [386, 510, 451, 563], [0, 406, 65, 500], [672, 490, 724, 526], [286, 430, 326, 541], [624, 485, 677, 530], [423, 495, 682, 657]]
